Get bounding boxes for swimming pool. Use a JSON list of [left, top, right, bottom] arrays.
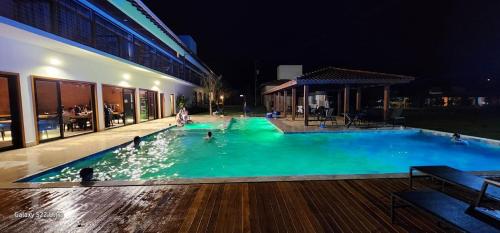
[[21, 118, 500, 182]]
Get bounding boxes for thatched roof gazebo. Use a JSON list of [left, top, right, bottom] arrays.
[[262, 67, 415, 126]]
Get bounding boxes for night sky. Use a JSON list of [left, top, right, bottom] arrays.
[[143, 0, 500, 96]]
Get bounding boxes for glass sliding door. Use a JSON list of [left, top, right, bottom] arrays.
[[103, 85, 135, 128], [34, 79, 62, 142], [122, 88, 135, 125], [0, 77, 12, 149], [147, 91, 157, 120], [139, 90, 148, 122], [0, 74, 23, 151], [34, 77, 97, 143], [160, 93, 165, 118], [170, 94, 175, 116], [60, 81, 95, 137], [139, 89, 158, 122]]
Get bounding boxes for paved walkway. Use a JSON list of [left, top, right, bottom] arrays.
[[0, 115, 224, 186]]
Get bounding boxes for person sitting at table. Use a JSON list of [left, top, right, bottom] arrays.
[[62, 106, 74, 131], [74, 106, 89, 130], [104, 104, 111, 128], [73, 105, 82, 115]]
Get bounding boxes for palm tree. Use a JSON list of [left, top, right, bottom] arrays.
[[202, 74, 222, 116]]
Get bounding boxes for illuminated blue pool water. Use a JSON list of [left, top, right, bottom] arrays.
[[23, 118, 500, 182]]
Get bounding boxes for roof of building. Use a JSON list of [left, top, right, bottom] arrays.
[[113, 0, 215, 75], [296, 67, 415, 85], [262, 67, 415, 95], [260, 79, 290, 88]]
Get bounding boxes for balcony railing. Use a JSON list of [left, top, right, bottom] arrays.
[[0, 0, 204, 86]]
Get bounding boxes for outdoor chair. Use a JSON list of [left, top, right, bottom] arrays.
[[63, 115, 75, 132], [0, 122, 10, 141], [344, 113, 362, 128], [409, 166, 500, 199], [391, 167, 500, 233], [272, 111, 281, 118], [354, 111, 368, 125], [297, 106, 304, 117], [343, 113, 353, 128], [38, 119, 59, 138], [391, 186, 500, 232], [389, 108, 405, 127], [311, 106, 325, 121], [321, 108, 337, 126]]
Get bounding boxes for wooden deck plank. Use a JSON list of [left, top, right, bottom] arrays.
[[295, 182, 341, 232], [213, 184, 243, 233], [338, 180, 405, 233], [0, 178, 479, 233], [276, 182, 325, 233], [197, 184, 225, 233], [251, 182, 291, 233], [318, 181, 369, 232], [335, 180, 390, 232], [178, 185, 210, 233]]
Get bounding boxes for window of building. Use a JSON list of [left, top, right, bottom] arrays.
[[102, 85, 136, 129], [34, 78, 96, 143], [139, 89, 158, 122]]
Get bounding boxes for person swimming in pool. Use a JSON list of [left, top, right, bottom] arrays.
[[133, 136, 142, 148], [451, 133, 468, 145], [204, 131, 213, 140], [79, 167, 98, 183]]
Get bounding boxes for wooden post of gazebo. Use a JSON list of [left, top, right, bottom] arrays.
[[277, 92, 281, 113], [291, 87, 296, 120], [356, 87, 362, 111], [283, 90, 288, 118], [282, 91, 286, 113], [274, 93, 277, 111], [337, 89, 342, 115], [344, 85, 350, 123], [282, 91, 285, 113], [383, 85, 390, 121], [267, 94, 271, 112], [262, 94, 266, 110], [304, 85, 309, 126], [264, 95, 268, 111]]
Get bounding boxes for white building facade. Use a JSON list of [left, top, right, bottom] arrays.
[[0, 0, 213, 149]]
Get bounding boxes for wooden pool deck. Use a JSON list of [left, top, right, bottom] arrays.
[[0, 178, 474, 233]]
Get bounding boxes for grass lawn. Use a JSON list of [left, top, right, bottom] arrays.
[[405, 108, 500, 140]]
